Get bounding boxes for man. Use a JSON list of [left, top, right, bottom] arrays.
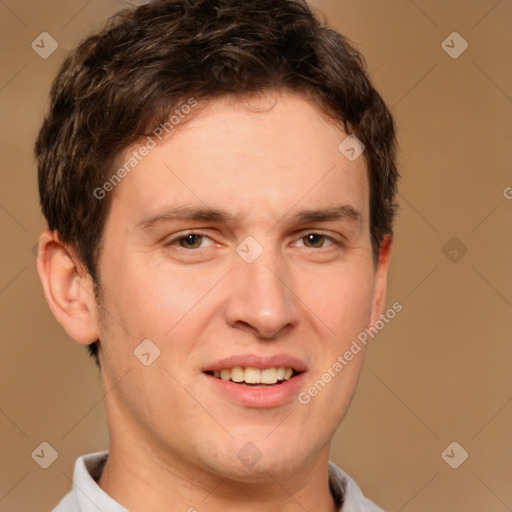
[[35, 0, 398, 510]]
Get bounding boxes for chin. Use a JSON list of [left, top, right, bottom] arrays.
[[198, 431, 316, 482]]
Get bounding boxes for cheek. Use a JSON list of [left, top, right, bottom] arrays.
[[295, 261, 375, 340], [102, 258, 227, 345]]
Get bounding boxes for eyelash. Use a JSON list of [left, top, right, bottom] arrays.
[[164, 230, 343, 250]]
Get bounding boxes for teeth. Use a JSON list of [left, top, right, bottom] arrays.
[[245, 367, 261, 384], [210, 366, 296, 384], [261, 368, 277, 384], [231, 366, 244, 383]]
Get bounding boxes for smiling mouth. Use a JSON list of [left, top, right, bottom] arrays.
[[205, 367, 302, 386]]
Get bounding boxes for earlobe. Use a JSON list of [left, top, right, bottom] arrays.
[[36, 230, 100, 345], [369, 234, 393, 326]]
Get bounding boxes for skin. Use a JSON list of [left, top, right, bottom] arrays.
[[37, 90, 392, 512]]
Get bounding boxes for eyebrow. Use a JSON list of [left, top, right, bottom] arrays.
[[134, 204, 362, 231], [291, 205, 361, 225], [135, 206, 232, 231]]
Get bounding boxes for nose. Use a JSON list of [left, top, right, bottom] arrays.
[[224, 246, 299, 340]]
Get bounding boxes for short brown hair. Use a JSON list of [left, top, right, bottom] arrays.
[[35, 0, 399, 368]]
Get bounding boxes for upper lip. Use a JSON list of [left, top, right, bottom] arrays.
[[203, 354, 308, 373]]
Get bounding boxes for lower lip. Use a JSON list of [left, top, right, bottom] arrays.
[[205, 372, 307, 408]]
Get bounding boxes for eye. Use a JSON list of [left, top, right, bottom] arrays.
[[179, 234, 204, 249], [165, 232, 215, 250], [294, 232, 336, 249]]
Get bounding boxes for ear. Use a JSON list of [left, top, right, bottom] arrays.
[[369, 233, 393, 327], [36, 230, 100, 345]]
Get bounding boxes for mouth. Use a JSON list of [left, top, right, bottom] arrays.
[[203, 356, 308, 408], [204, 366, 303, 386]]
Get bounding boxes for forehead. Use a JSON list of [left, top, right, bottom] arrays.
[[108, 91, 369, 230]]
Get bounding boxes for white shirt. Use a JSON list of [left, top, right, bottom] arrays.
[[52, 451, 384, 511]]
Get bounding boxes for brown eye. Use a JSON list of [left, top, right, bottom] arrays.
[[302, 233, 327, 248], [179, 234, 204, 249]]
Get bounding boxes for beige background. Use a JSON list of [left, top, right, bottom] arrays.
[[1, 0, 511, 510]]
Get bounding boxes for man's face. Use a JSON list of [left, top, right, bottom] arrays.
[[95, 91, 389, 480]]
